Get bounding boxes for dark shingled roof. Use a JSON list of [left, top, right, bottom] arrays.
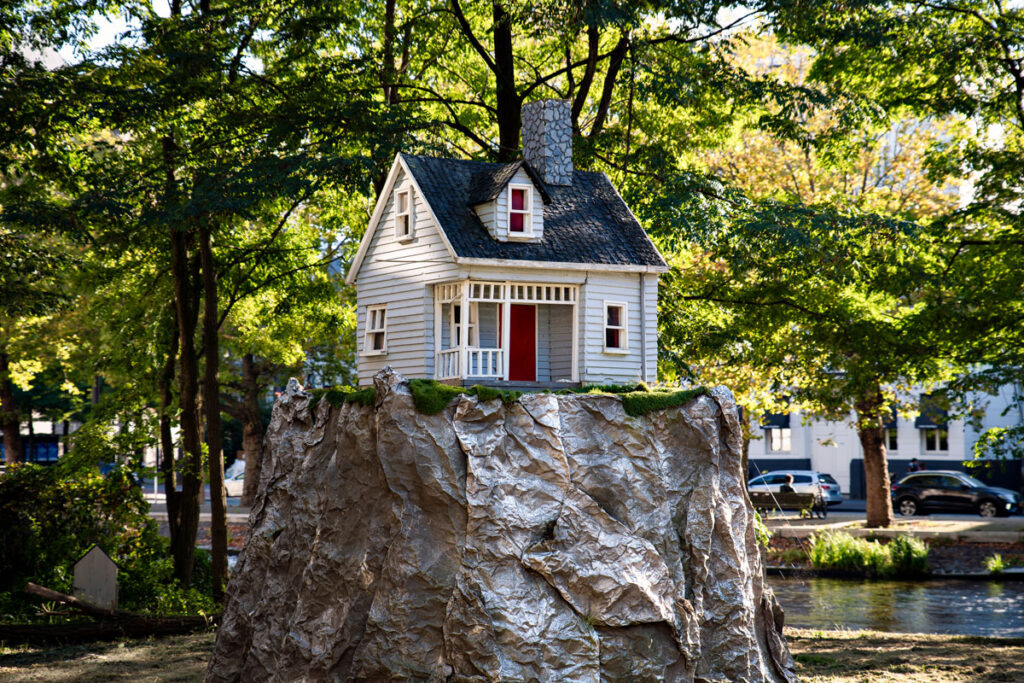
[[402, 154, 666, 269]]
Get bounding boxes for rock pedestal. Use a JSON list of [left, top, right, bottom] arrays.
[[207, 370, 797, 682]]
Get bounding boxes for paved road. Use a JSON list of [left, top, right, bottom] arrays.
[[144, 490, 251, 524]]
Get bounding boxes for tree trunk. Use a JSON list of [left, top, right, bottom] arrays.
[[200, 223, 228, 603], [169, 219, 203, 587], [159, 306, 180, 549], [1, 348, 22, 464], [492, 2, 521, 161], [856, 389, 894, 528], [240, 353, 264, 507]]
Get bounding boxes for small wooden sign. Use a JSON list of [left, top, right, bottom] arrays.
[[73, 545, 118, 610]]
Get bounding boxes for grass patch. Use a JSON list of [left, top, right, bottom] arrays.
[[566, 383, 711, 417], [408, 379, 521, 415], [619, 387, 710, 417], [310, 379, 711, 418], [808, 531, 928, 578], [309, 386, 376, 411]]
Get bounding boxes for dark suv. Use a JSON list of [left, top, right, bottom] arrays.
[[891, 470, 1022, 518]]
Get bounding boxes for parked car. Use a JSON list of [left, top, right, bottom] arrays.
[[891, 470, 1022, 518], [224, 463, 246, 498], [747, 470, 843, 506]]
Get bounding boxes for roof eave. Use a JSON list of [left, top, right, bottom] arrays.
[[455, 256, 668, 274]]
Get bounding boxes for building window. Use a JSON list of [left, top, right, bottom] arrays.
[[766, 427, 792, 453], [922, 428, 948, 452], [603, 302, 628, 352], [508, 185, 531, 234], [365, 305, 387, 354], [395, 189, 413, 241], [885, 428, 898, 452]]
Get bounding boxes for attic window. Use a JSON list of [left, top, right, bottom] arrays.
[[395, 189, 413, 241], [508, 185, 531, 235], [603, 301, 628, 353]]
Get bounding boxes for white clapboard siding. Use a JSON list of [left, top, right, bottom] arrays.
[[579, 271, 647, 385], [643, 274, 659, 384], [536, 305, 551, 382], [356, 166, 459, 384], [549, 304, 573, 381]]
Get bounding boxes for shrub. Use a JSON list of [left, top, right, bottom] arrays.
[[808, 531, 928, 578], [985, 553, 1006, 575], [0, 462, 215, 621]]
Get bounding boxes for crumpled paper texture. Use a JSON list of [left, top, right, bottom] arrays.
[[207, 369, 798, 682]]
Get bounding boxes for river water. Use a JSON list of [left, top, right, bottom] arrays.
[[768, 575, 1024, 637]]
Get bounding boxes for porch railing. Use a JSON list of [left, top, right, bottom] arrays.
[[466, 348, 503, 378], [437, 349, 461, 380], [436, 347, 504, 380]]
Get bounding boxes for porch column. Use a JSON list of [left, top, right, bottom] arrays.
[[433, 284, 442, 378], [502, 281, 511, 380], [460, 280, 470, 379]]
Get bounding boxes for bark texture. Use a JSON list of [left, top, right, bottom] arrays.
[[207, 369, 796, 682], [238, 353, 264, 508], [1, 349, 22, 464]]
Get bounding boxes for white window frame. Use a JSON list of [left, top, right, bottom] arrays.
[[363, 305, 388, 355], [506, 184, 533, 238], [602, 301, 629, 354], [885, 428, 898, 452], [395, 188, 414, 242], [765, 427, 792, 453], [922, 427, 948, 453]]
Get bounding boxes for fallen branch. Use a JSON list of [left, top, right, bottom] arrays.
[[0, 582, 222, 645]]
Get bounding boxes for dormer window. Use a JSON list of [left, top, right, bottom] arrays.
[[396, 188, 413, 241], [508, 184, 531, 236]]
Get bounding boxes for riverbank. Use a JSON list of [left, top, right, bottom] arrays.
[[2, 628, 1023, 681], [764, 513, 1024, 575]]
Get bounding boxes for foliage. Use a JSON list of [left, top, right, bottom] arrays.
[[971, 426, 1024, 461], [0, 460, 214, 621], [807, 531, 928, 579], [753, 511, 773, 549], [984, 553, 1005, 575]]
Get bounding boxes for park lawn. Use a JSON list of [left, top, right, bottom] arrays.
[[788, 627, 1024, 682], [1, 627, 1023, 681], [0, 631, 216, 682]]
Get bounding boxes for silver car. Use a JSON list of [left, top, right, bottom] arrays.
[[747, 470, 844, 506]]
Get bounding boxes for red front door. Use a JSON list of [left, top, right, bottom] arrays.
[[508, 304, 536, 381]]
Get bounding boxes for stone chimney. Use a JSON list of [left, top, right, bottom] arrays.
[[521, 99, 573, 186]]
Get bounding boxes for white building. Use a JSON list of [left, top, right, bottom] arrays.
[[750, 384, 1024, 497], [346, 99, 667, 387]]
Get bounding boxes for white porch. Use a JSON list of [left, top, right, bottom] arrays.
[[433, 280, 579, 384]]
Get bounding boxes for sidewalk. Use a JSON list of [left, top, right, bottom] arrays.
[[764, 510, 1024, 543]]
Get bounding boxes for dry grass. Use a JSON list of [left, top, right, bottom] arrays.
[[789, 627, 1024, 682], [0, 631, 216, 682], [3, 627, 1024, 681]]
